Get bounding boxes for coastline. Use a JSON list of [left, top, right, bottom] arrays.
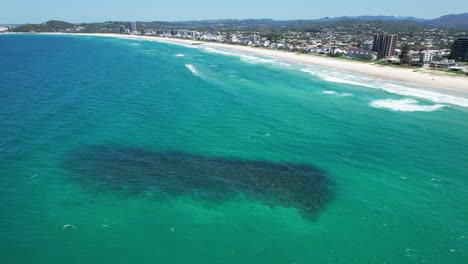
[[19, 32, 468, 93]]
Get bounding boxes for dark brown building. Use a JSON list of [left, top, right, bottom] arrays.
[[450, 38, 468, 61], [372, 34, 397, 59]]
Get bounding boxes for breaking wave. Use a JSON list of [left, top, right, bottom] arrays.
[[370, 99, 446, 112], [202, 47, 241, 57], [301, 68, 468, 108], [240, 55, 277, 64], [185, 64, 200, 77], [202, 47, 291, 67], [322, 90, 352, 97]]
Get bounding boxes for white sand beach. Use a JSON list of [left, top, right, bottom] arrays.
[[45, 33, 468, 92]]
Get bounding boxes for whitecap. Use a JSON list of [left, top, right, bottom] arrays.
[[202, 47, 264, 62], [201, 47, 289, 67], [202, 47, 240, 57], [380, 83, 468, 107], [321, 90, 352, 97], [301, 68, 468, 108], [174, 54, 185, 57], [63, 224, 77, 230], [185, 64, 200, 77], [278, 62, 292, 67], [240, 55, 292, 67], [302, 69, 374, 88], [370, 99, 446, 112], [240, 55, 276, 64]]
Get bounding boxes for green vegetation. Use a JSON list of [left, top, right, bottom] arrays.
[[77, 21, 124, 33], [14, 20, 75, 32], [399, 44, 410, 64], [12, 15, 468, 34], [13, 20, 128, 33]]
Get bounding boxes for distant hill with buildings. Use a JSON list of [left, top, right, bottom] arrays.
[[136, 14, 468, 30], [13, 20, 75, 32], [425, 13, 468, 29], [140, 13, 468, 30], [314, 14, 468, 29], [11, 13, 468, 33], [316, 15, 426, 22]]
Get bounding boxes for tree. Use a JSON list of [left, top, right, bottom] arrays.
[[356, 40, 362, 48], [399, 44, 410, 64], [137, 25, 145, 35]]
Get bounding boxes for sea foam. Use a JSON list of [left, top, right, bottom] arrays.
[[240, 55, 277, 64], [182, 45, 467, 108], [185, 64, 200, 77], [240, 55, 292, 68], [302, 69, 375, 88], [202, 47, 240, 57], [370, 99, 446, 112], [301, 68, 468, 108], [322, 90, 352, 97], [202, 47, 291, 67]]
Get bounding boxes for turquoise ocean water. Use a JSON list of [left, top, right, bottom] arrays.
[[1, 34, 467, 263]]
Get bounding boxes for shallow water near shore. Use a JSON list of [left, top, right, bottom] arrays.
[[1, 34, 468, 263]]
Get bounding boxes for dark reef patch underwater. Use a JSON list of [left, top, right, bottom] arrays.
[[62, 145, 334, 219]]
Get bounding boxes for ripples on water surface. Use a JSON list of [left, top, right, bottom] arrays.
[[0, 34, 467, 263]]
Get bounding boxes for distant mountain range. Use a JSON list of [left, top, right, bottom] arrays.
[[137, 13, 468, 30], [425, 13, 468, 29], [321, 13, 468, 29], [168, 13, 468, 30], [316, 15, 426, 22], [11, 13, 468, 32]]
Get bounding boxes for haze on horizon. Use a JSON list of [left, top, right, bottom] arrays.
[[1, 0, 468, 24]]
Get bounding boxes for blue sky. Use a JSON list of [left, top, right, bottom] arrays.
[[1, 0, 467, 23]]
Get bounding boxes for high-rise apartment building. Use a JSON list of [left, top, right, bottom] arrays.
[[450, 38, 468, 61], [129, 21, 137, 33], [372, 34, 397, 59]]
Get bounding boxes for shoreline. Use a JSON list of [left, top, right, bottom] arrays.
[[10, 32, 468, 94]]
